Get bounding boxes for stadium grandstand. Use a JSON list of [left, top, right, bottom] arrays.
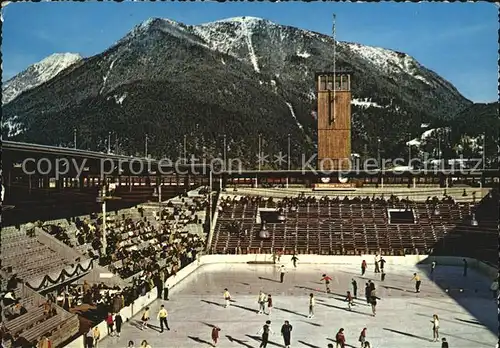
[[1, 169, 498, 347]]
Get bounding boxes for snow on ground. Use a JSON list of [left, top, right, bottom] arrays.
[[114, 93, 127, 105], [297, 51, 311, 58], [98, 263, 496, 348], [2, 116, 24, 137], [99, 58, 117, 95], [195, 17, 263, 73], [346, 43, 432, 85], [285, 102, 304, 132], [351, 98, 383, 108], [241, 20, 260, 73], [407, 139, 422, 146]]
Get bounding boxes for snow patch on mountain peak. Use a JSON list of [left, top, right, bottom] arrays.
[[210, 16, 269, 25], [122, 17, 207, 49], [346, 43, 432, 85], [195, 17, 264, 73], [2, 52, 82, 104]]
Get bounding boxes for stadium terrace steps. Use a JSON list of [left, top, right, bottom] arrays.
[[210, 193, 497, 263]]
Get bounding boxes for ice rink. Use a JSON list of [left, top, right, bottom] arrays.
[[99, 260, 497, 348]]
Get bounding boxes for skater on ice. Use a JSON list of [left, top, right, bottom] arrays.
[[280, 320, 292, 348], [431, 314, 440, 342], [266, 294, 273, 315], [308, 293, 315, 318], [345, 291, 354, 310], [411, 273, 421, 293], [374, 254, 380, 273], [279, 265, 287, 283], [361, 260, 367, 276], [223, 288, 231, 307], [211, 326, 221, 346], [258, 291, 267, 314], [257, 320, 274, 348], [335, 328, 346, 348], [321, 274, 332, 293], [351, 278, 358, 298], [358, 328, 367, 347]]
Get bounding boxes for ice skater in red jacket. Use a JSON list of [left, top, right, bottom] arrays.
[[321, 274, 333, 293]]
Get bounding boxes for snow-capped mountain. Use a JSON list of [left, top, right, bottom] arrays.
[[2, 53, 82, 104], [3, 16, 479, 164]]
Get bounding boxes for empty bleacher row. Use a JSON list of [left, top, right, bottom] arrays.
[[1, 227, 84, 290], [210, 192, 498, 262]]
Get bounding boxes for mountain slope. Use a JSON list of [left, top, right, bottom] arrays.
[[2, 17, 473, 165], [2, 53, 83, 105]]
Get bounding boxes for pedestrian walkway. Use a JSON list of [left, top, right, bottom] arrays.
[[98, 262, 497, 348]]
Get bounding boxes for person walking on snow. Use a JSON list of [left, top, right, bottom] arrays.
[[321, 274, 333, 293], [223, 288, 231, 308]]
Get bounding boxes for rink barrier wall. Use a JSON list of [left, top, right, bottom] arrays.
[[63, 253, 497, 348], [63, 257, 201, 348]]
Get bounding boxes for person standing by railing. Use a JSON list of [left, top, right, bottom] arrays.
[[84, 328, 94, 348], [92, 326, 100, 348], [106, 312, 114, 336], [114, 312, 123, 337]]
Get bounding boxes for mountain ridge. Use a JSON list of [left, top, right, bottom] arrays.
[[3, 16, 482, 166], [2, 52, 83, 105]]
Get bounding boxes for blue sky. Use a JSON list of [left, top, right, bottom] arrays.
[[2, 2, 497, 102]]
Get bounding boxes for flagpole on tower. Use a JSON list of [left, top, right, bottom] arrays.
[[332, 13, 336, 122]]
